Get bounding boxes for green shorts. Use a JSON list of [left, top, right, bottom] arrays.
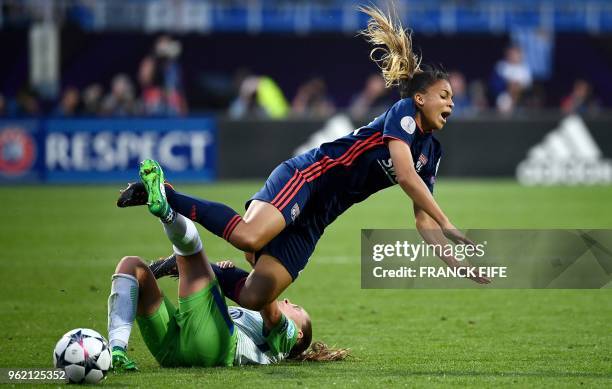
[[136, 280, 237, 367]]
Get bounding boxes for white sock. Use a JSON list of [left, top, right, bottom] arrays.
[[162, 213, 203, 256], [107, 273, 138, 350]]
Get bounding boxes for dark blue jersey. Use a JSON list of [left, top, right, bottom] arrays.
[[280, 98, 442, 231], [247, 98, 444, 278]]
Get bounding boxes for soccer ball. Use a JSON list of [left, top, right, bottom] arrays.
[[53, 328, 112, 384]]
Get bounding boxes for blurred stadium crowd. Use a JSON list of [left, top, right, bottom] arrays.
[[1, 37, 601, 120], [0, 0, 608, 119]]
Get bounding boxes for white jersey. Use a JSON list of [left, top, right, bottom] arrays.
[[229, 306, 298, 365]]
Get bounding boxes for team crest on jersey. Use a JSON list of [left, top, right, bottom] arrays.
[[415, 154, 428, 173], [290, 203, 300, 221], [0, 127, 36, 177], [229, 308, 244, 320], [400, 116, 416, 135]]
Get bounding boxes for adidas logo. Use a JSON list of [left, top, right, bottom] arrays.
[[516, 115, 612, 185], [293, 114, 354, 156]]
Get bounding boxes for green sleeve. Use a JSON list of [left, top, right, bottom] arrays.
[[264, 313, 298, 355]]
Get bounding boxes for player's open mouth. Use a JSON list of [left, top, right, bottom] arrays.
[[440, 111, 451, 123]]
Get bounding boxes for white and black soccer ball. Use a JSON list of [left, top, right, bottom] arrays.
[[53, 328, 112, 384]]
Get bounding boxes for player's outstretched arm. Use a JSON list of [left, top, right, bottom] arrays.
[[388, 139, 472, 245], [414, 205, 490, 284], [414, 204, 460, 266]]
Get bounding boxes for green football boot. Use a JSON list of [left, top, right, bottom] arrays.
[[139, 159, 171, 220], [111, 347, 138, 372]]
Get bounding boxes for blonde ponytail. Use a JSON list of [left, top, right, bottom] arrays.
[[358, 5, 421, 89], [289, 341, 350, 362]]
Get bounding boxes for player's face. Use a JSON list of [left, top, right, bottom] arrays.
[[278, 298, 310, 330], [416, 79, 454, 131]]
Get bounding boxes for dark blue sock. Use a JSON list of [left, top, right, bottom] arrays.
[[211, 264, 248, 303], [165, 185, 242, 241]]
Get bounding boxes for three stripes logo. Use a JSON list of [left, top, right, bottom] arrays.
[[275, 132, 384, 211], [516, 115, 612, 185]]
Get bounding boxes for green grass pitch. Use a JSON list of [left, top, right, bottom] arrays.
[[1, 180, 611, 387]]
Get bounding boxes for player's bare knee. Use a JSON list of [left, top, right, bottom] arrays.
[[115, 256, 145, 275], [244, 237, 265, 252], [232, 229, 265, 252], [239, 281, 275, 310], [239, 292, 267, 311], [241, 228, 268, 252]]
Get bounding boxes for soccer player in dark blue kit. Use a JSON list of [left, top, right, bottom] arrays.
[[121, 5, 489, 314]]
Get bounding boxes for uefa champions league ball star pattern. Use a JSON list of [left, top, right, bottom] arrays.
[[53, 328, 112, 384]]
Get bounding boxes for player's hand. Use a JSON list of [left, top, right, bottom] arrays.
[[446, 257, 491, 285], [452, 262, 491, 285], [469, 272, 491, 284], [442, 224, 475, 246], [216, 260, 235, 269]]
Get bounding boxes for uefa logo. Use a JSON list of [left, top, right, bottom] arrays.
[[0, 127, 37, 177]]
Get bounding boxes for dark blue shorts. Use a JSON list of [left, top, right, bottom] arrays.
[[256, 223, 319, 280], [246, 161, 321, 280], [248, 161, 312, 226]]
